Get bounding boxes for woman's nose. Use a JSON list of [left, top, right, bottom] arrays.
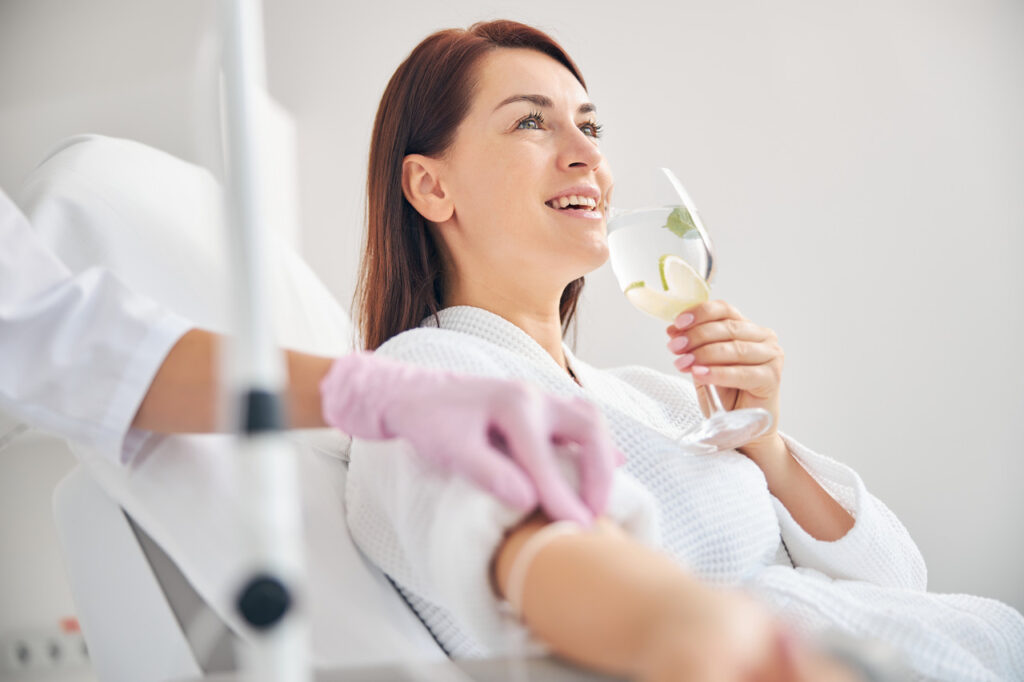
[[557, 126, 603, 171]]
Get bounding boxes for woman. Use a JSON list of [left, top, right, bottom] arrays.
[[345, 20, 1024, 681]]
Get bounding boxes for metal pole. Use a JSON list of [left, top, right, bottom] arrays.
[[218, 0, 310, 679]]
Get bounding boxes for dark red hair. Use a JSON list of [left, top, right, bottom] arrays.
[[354, 20, 588, 350]]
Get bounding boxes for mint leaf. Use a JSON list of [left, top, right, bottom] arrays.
[[663, 207, 698, 239]]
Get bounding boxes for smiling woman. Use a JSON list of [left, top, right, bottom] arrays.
[[355, 22, 605, 356], [398, 46, 613, 373], [345, 19, 1024, 682]]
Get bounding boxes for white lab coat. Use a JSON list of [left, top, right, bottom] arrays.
[[0, 188, 191, 462]]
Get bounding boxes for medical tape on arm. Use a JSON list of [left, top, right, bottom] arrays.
[[504, 520, 583, 618]]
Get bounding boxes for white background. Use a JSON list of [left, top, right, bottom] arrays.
[[1, 0, 1022, 664]]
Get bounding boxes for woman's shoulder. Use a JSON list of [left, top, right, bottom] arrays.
[[374, 326, 514, 378]]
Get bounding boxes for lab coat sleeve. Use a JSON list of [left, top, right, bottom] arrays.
[[770, 432, 928, 591], [0, 189, 191, 463]]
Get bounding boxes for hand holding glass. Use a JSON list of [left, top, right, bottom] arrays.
[[607, 168, 773, 452]]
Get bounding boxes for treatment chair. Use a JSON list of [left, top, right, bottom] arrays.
[[23, 136, 613, 681]]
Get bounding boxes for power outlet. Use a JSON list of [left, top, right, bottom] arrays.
[[0, 628, 89, 674]]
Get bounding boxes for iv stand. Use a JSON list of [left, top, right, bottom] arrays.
[[218, 0, 310, 680]]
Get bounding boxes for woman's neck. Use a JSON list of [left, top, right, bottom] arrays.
[[445, 280, 568, 372]]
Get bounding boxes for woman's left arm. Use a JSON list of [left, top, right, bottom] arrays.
[[667, 301, 927, 589], [666, 300, 853, 541], [740, 436, 855, 541]]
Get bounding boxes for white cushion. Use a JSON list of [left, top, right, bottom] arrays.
[[20, 135, 444, 668]]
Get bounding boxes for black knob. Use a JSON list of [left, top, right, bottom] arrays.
[[237, 574, 291, 630]]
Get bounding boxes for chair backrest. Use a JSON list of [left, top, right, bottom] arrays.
[[52, 465, 205, 681], [21, 135, 446, 680]]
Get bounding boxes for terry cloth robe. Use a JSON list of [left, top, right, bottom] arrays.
[[345, 306, 1024, 681]]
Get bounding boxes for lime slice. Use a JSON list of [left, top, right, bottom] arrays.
[[624, 280, 646, 293], [657, 254, 672, 289], [659, 254, 710, 301], [625, 283, 708, 322]]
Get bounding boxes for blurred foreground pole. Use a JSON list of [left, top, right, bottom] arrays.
[[218, 0, 310, 679]]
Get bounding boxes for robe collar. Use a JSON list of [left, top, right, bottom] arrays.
[[421, 306, 584, 388]]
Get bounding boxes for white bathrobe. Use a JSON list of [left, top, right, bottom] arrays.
[[345, 306, 1024, 681]]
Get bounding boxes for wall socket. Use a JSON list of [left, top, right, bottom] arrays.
[[0, 628, 89, 674]]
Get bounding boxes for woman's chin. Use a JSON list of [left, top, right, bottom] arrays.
[[563, 249, 610, 284], [582, 239, 611, 271]]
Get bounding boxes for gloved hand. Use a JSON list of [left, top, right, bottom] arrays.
[[320, 352, 623, 525]]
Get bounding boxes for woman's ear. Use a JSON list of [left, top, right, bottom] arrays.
[[402, 155, 454, 223]]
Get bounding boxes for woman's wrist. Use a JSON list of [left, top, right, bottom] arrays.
[[745, 434, 856, 540], [738, 433, 789, 471], [740, 434, 808, 500]]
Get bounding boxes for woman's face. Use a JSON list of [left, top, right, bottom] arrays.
[[434, 48, 613, 300]]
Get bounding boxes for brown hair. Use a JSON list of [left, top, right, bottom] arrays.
[[355, 20, 588, 350]]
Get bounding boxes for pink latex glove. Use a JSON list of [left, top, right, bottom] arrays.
[[320, 352, 623, 525]]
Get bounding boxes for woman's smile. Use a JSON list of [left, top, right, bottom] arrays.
[[544, 184, 605, 220]]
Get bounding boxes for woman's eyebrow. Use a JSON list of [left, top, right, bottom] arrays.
[[493, 94, 597, 115]]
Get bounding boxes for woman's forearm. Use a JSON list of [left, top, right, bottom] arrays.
[[131, 328, 332, 433], [742, 435, 854, 542], [493, 516, 783, 680]]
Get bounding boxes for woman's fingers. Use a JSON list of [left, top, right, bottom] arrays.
[[662, 299, 785, 453], [667, 299, 745, 336], [664, 300, 781, 375], [673, 339, 778, 370], [669, 317, 774, 350], [688, 362, 782, 399]]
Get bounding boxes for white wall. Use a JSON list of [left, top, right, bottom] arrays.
[[1, 0, 1021, 640]]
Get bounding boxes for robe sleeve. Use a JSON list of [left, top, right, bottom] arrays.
[[604, 364, 928, 591], [344, 332, 660, 654], [347, 439, 659, 653], [771, 432, 928, 591]]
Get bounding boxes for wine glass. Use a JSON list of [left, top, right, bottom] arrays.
[[607, 168, 773, 452]]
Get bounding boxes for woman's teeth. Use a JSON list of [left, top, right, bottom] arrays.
[[546, 195, 598, 210]]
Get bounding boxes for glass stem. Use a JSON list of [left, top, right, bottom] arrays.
[[706, 384, 727, 414]]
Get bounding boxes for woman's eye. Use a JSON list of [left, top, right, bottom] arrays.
[[516, 112, 544, 130], [580, 121, 604, 138]]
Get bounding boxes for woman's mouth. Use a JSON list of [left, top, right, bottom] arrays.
[[545, 194, 603, 219]]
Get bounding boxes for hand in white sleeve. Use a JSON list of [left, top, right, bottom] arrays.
[[320, 352, 623, 525]]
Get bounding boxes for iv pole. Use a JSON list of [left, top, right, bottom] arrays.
[[218, 0, 310, 680]]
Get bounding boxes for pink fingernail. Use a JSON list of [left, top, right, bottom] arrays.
[[675, 312, 695, 328], [692, 365, 710, 376], [667, 336, 689, 352], [674, 354, 695, 370]]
